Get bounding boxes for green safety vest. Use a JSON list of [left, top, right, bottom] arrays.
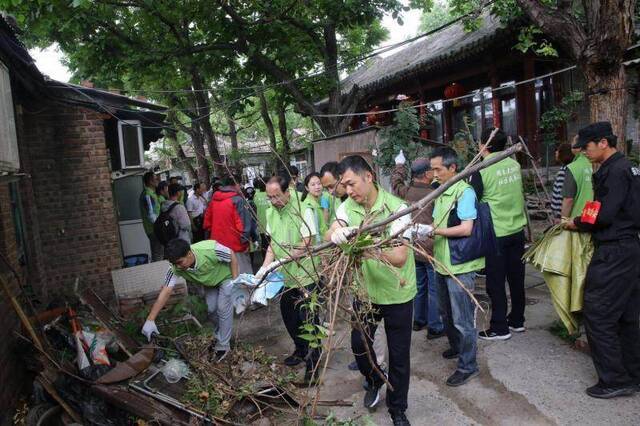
[[433, 180, 485, 275], [322, 191, 342, 225], [479, 154, 527, 237], [253, 190, 270, 233], [303, 195, 328, 244], [140, 186, 161, 235], [171, 240, 232, 287], [266, 194, 318, 288], [566, 153, 594, 218], [342, 187, 416, 305]]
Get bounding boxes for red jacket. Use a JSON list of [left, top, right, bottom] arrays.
[[203, 187, 254, 252]]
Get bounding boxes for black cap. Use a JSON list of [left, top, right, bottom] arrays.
[[411, 157, 431, 175], [573, 121, 614, 148]]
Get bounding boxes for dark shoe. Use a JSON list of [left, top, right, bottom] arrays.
[[479, 329, 511, 341], [348, 360, 359, 371], [214, 350, 229, 363], [446, 370, 479, 387], [586, 383, 636, 399], [412, 322, 427, 331], [284, 352, 306, 367], [390, 410, 411, 426], [426, 329, 445, 340], [364, 381, 383, 408], [442, 348, 459, 359]]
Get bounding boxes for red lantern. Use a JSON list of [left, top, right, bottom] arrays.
[[444, 83, 466, 107]]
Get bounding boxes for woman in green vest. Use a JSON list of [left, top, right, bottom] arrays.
[[301, 172, 328, 243]]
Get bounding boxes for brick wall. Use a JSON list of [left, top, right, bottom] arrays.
[[0, 102, 124, 416]]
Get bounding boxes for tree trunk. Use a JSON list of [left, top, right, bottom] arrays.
[[166, 128, 197, 181], [257, 90, 280, 172], [225, 110, 241, 173], [583, 64, 628, 153], [277, 100, 291, 163]]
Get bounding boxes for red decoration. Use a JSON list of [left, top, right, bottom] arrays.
[[444, 83, 466, 107], [366, 106, 383, 126]]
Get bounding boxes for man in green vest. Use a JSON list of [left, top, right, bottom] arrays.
[[141, 238, 238, 362], [469, 128, 528, 341], [255, 173, 321, 384], [430, 147, 483, 388], [561, 137, 594, 219], [252, 177, 271, 259], [326, 155, 416, 426], [320, 161, 348, 224], [139, 171, 164, 261]]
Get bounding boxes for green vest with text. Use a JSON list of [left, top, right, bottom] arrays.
[[171, 240, 232, 287], [433, 180, 485, 275], [266, 194, 318, 288], [140, 186, 161, 235], [566, 153, 594, 218], [342, 188, 416, 305], [304, 196, 328, 244], [479, 154, 527, 237]]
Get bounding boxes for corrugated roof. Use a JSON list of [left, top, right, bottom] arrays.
[[340, 12, 517, 96]]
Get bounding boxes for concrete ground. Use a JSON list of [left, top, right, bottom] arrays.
[[235, 266, 640, 425]]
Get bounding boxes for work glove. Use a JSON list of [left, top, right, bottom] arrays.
[[255, 261, 280, 281], [394, 150, 406, 165], [331, 226, 358, 245], [141, 320, 159, 342], [402, 224, 434, 240]]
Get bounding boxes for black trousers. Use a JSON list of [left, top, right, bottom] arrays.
[[486, 230, 526, 333], [279, 284, 321, 370], [583, 238, 640, 387], [351, 300, 413, 413]]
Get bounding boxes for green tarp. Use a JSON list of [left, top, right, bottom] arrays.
[[524, 225, 593, 334]]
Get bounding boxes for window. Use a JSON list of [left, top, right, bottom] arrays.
[[0, 61, 19, 172], [118, 120, 144, 168]]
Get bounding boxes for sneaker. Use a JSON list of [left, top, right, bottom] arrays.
[[214, 350, 229, 362], [509, 325, 526, 333], [284, 352, 306, 367], [390, 410, 411, 426], [586, 383, 636, 399], [446, 370, 479, 387], [442, 348, 459, 359], [348, 360, 359, 371], [364, 381, 383, 408], [412, 322, 427, 331], [426, 329, 445, 340], [478, 329, 512, 341]]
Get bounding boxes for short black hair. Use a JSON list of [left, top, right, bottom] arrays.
[[337, 155, 373, 176], [481, 127, 508, 152], [156, 181, 168, 195], [320, 161, 339, 179], [267, 173, 290, 193], [168, 183, 182, 197], [143, 171, 155, 186], [604, 135, 618, 148], [253, 177, 266, 192], [165, 238, 190, 263], [221, 173, 241, 187], [169, 176, 181, 183], [288, 165, 299, 176], [430, 147, 460, 170]]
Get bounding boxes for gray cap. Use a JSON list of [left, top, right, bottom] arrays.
[[411, 157, 431, 175]]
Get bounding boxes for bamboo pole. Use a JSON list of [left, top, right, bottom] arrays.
[[258, 142, 524, 280]]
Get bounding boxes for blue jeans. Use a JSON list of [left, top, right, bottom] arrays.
[[436, 271, 478, 374], [414, 261, 444, 332]]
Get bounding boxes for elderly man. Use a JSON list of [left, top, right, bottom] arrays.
[[392, 151, 444, 339], [327, 155, 416, 426]]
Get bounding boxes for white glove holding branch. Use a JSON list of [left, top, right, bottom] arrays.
[[402, 224, 434, 240], [255, 261, 281, 281], [395, 150, 406, 165], [331, 226, 357, 245], [141, 319, 159, 342]]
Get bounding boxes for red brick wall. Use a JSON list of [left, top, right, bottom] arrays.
[[0, 102, 124, 416]]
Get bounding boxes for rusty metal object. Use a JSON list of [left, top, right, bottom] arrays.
[[96, 346, 155, 384]]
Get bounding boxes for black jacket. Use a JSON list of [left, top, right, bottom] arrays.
[[574, 152, 638, 243]]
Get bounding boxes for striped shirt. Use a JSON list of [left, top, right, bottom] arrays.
[[550, 166, 567, 218], [164, 243, 232, 287]]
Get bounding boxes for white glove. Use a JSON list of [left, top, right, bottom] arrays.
[[402, 224, 434, 240], [141, 320, 159, 342], [331, 226, 357, 245], [394, 150, 406, 165]]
